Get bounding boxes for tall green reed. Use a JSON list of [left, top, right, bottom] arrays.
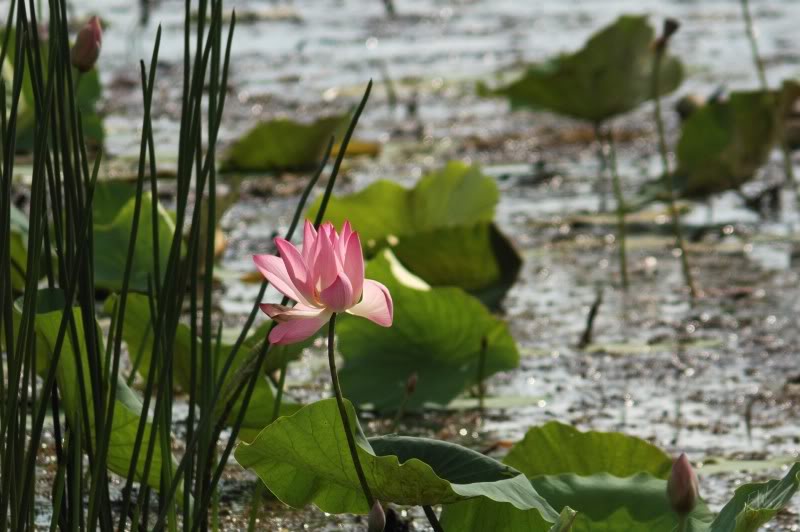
[[0, 0, 372, 529]]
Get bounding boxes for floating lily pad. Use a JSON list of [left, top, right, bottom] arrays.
[[106, 293, 305, 440], [709, 462, 800, 532], [337, 251, 519, 412], [92, 182, 177, 292], [12, 288, 175, 489], [222, 114, 347, 172], [503, 421, 673, 479], [479, 15, 683, 123], [671, 82, 800, 198], [307, 162, 520, 307], [235, 397, 560, 521]]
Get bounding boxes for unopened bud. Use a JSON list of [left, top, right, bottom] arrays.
[[654, 18, 680, 52], [667, 453, 699, 515], [367, 501, 386, 532], [663, 18, 680, 41], [71, 16, 102, 72], [406, 372, 418, 395]]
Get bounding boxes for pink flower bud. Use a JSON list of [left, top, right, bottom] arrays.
[[367, 501, 386, 532], [667, 453, 699, 515], [71, 16, 102, 72]]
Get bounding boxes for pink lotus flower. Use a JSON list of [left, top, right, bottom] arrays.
[[71, 16, 102, 72], [254, 221, 393, 345]]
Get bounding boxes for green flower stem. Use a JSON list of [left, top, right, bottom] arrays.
[[653, 44, 698, 299], [423, 505, 444, 532], [605, 128, 628, 290], [677, 513, 688, 532], [327, 313, 375, 509]]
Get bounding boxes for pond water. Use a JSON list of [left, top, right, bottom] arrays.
[[12, 0, 800, 529]]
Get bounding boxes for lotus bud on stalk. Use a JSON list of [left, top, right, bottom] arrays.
[[71, 16, 102, 72], [667, 453, 699, 516], [654, 18, 680, 52], [367, 500, 386, 532]]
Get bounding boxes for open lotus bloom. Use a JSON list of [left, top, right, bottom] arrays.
[[254, 220, 393, 345]]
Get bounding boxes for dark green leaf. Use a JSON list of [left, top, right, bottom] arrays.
[[13, 288, 174, 489], [92, 182, 177, 292], [222, 114, 347, 172], [672, 82, 800, 198], [480, 15, 683, 122], [105, 293, 305, 439], [337, 251, 519, 412]]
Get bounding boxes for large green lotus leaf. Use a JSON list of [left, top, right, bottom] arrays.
[[92, 182, 177, 292], [440, 498, 577, 532], [709, 462, 800, 532], [307, 162, 518, 305], [2, 29, 104, 151], [503, 421, 673, 479], [392, 223, 522, 309], [442, 474, 712, 531], [221, 114, 346, 172], [105, 293, 304, 439], [308, 161, 497, 243], [337, 250, 519, 412], [235, 397, 559, 521], [528, 473, 713, 531], [12, 288, 174, 489], [671, 86, 800, 198], [480, 15, 683, 122]]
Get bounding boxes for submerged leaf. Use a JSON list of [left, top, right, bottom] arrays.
[[337, 251, 519, 412], [480, 15, 683, 123], [235, 398, 559, 520]]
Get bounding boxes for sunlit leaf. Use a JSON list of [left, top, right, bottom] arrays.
[[235, 398, 560, 521], [709, 462, 800, 532], [503, 421, 673, 479], [307, 162, 520, 306]]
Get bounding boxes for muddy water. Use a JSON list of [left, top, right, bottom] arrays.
[[16, 0, 800, 529]]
